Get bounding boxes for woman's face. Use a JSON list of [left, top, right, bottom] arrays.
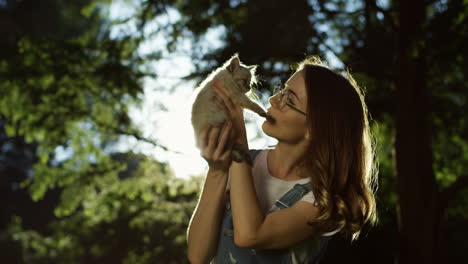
[[262, 70, 309, 144]]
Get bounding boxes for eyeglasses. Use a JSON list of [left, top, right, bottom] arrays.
[[272, 84, 307, 116]]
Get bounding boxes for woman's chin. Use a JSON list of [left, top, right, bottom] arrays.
[[261, 121, 272, 136]]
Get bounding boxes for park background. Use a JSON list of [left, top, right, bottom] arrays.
[[1, 0, 467, 263]]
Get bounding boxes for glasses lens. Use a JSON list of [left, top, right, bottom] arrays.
[[272, 81, 282, 94], [279, 90, 288, 110], [271, 82, 283, 109]]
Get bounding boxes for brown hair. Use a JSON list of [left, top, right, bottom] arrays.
[[296, 56, 378, 241]]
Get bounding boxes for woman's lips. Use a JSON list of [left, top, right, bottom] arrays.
[[265, 112, 276, 123]]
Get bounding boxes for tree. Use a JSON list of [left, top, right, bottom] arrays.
[[394, 1, 436, 262]]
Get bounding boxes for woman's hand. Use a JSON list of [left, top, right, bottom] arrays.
[[199, 122, 233, 173], [211, 79, 248, 148]]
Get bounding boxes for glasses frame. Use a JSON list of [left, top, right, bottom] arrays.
[[274, 87, 307, 116]]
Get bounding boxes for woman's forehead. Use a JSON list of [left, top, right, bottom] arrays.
[[286, 71, 306, 93], [286, 70, 305, 86]]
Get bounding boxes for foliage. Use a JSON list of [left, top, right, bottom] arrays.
[[0, 0, 150, 210], [7, 152, 202, 263], [0, 0, 183, 263], [141, 0, 327, 89]]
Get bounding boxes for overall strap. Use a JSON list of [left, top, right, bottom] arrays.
[[248, 149, 263, 163], [275, 182, 313, 209], [273, 182, 332, 264]]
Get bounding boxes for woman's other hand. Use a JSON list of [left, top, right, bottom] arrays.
[[211, 79, 248, 147], [199, 122, 233, 173]]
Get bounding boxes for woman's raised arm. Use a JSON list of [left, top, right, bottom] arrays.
[[187, 122, 233, 263]]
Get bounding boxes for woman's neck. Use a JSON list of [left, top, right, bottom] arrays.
[[268, 142, 308, 180]]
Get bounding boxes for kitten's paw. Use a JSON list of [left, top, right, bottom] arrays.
[[260, 112, 275, 123]]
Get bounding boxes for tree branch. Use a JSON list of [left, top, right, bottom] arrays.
[[371, 0, 397, 31], [312, 31, 343, 63], [316, 1, 365, 18], [94, 119, 182, 155]]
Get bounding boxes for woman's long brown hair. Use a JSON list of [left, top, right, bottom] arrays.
[[297, 56, 378, 241]]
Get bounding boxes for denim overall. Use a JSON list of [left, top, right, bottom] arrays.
[[214, 150, 331, 264]]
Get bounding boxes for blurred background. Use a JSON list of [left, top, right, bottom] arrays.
[[1, 0, 467, 263]]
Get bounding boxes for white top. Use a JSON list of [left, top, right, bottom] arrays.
[[251, 149, 315, 213], [224, 149, 338, 264]]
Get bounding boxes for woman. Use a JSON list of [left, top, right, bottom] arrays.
[[187, 56, 378, 264]]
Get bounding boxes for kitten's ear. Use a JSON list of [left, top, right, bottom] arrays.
[[227, 56, 240, 72], [248, 65, 258, 73]]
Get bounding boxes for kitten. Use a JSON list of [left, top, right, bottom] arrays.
[[191, 54, 267, 163]]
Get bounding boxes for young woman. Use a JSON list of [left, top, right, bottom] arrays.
[[187, 56, 378, 264]]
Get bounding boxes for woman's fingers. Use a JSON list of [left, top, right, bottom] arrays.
[[212, 81, 236, 114], [213, 122, 232, 159], [199, 124, 212, 149], [199, 121, 234, 172], [220, 146, 232, 161], [206, 123, 222, 155], [212, 95, 224, 109], [216, 88, 235, 111]]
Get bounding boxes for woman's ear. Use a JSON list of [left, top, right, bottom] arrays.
[[304, 129, 311, 141]]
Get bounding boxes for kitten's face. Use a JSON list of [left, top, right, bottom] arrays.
[[233, 67, 253, 93], [226, 55, 256, 93]]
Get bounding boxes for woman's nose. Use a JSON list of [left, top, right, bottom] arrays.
[[269, 93, 280, 109]]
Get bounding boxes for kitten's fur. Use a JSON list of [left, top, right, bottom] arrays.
[[191, 54, 267, 162]]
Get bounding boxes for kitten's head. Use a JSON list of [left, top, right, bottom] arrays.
[[224, 54, 257, 93]]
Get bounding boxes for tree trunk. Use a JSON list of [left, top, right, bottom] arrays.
[[394, 0, 438, 263]]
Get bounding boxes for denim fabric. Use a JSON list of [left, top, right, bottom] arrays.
[[214, 150, 330, 264], [215, 207, 292, 264]]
